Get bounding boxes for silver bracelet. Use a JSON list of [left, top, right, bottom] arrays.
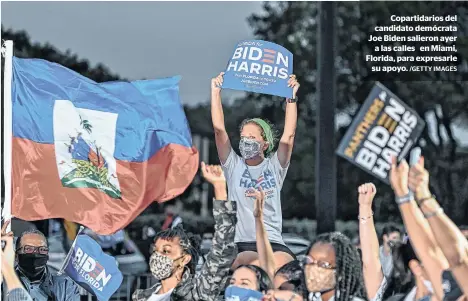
[[395, 193, 412, 205], [424, 207, 443, 219], [358, 211, 374, 224]]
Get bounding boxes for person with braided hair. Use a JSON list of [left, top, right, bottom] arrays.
[[210, 72, 300, 270], [303, 232, 367, 301], [133, 163, 237, 301]]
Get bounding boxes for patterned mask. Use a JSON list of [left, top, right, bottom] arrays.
[[305, 266, 336, 293], [150, 252, 182, 280], [239, 137, 262, 159]]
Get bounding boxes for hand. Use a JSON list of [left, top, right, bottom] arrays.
[[1, 219, 13, 237], [211, 72, 224, 93], [390, 156, 410, 197], [200, 162, 226, 184], [408, 157, 431, 200], [288, 74, 300, 99], [247, 187, 265, 219], [1, 235, 15, 270], [358, 183, 377, 206], [409, 260, 431, 299]]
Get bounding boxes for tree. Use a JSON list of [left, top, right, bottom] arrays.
[[244, 1, 468, 223]]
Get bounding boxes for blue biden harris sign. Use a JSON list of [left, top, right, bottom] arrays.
[[222, 40, 294, 98]]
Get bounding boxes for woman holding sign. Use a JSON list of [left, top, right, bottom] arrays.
[[210, 72, 299, 271]]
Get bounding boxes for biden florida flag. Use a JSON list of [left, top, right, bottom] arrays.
[[11, 57, 199, 234], [65, 234, 123, 301]]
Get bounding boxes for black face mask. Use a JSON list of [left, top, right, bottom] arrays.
[[17, 253, 49, 279]]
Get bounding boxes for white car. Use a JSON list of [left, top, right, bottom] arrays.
[[196, 232, 310, 271]]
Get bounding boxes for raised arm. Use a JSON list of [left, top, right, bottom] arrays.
[[248, 187, 276, 280], [211, 73, 232, 164], [189, 163, 237, 301], [277, 75, 299, 168], [358, 183, 385, 300], [2, 224, 34, 301], [2, 234, 24, 292], [408, 157, 468, 295], [390, 157, 449, 301]]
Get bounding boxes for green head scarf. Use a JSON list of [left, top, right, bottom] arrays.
[[250, 118, 274, 154]]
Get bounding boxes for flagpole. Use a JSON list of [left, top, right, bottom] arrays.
[[57, 226, 85, 275], [1, 39, 13, 301], [2, 40, 13, 231]]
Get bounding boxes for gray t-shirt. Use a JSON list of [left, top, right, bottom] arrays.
[[379, 245, 394, 277], [222, 149, 289, 245]]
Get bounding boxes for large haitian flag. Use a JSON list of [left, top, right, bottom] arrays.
[[11, 57, 199, 234]]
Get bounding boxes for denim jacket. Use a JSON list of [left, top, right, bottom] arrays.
[[16, 268, 80, 301], [6, 288, 33, 301]]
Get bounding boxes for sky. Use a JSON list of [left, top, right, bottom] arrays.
[[1, 1, 264, 106]]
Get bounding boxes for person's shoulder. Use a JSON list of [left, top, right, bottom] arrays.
[[133, 284, 159, 301], [268, 151, 283, 166], [6, 288, 32, 301], [221, 148, 241, 168]]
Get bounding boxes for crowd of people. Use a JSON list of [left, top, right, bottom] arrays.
[[2, 73, 468, 301]]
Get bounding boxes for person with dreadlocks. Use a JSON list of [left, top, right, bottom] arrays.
[[303, 232, 367, 301], [133, 163, 237, 301], [210, 72, 300, 270]]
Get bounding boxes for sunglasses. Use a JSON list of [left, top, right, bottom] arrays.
[[301, 256, 336, 270], [17, 245, 49, 255]]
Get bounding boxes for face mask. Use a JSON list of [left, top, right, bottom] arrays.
[[305, 266, 336, 294], [149, 252, 184, 281], [225, 286, 264, 301], [239, 138, 262, 160], [17, 254, 48, 278]]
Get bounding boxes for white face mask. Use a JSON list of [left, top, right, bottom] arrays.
[[239, 137, 262, 159]]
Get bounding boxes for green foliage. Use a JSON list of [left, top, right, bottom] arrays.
[[3, 2, 468, 226], [282, 219, 390, 242], [128, 212, 216, 236], [186, 2, 468, 223], [129, 212, 391, 242]]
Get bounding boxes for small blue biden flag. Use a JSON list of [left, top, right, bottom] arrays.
[[65, 234, 123, 301]]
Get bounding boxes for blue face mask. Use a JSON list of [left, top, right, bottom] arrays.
[[225, 286, 264, 301]]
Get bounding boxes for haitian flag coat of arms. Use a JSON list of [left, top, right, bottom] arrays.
[[10, 57, 198, 234]]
